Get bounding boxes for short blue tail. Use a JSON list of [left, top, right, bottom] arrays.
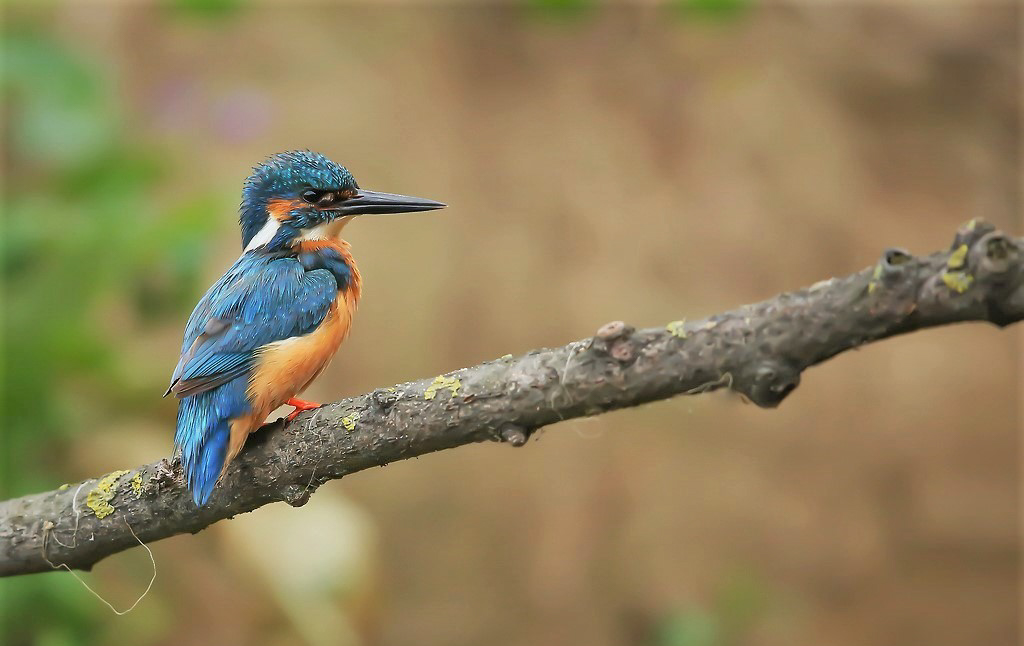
[[174, 378, 249, 506]]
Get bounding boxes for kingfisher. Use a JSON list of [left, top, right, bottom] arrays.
[[167, 151, 445, 505]]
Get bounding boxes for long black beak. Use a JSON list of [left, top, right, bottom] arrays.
[[333, 189, 446, 216]]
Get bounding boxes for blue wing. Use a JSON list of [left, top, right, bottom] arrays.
[[168, 253, 337, 397], [170, 252, 338, 505]]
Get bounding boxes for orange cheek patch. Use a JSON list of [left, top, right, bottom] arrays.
[[267, 198, 304, 222]]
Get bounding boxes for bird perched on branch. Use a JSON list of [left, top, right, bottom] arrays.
[[166, 151, 445, 505]]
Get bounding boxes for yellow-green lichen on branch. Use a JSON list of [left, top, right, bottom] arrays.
[[424, 375, 461, 400], [666, 320, 688, 338], [947, 244, 969, 270], [942, 270, 974, 294], [868, 264, 884, 294], [341, 411, 362, 431], [131, 472, 144, 498], [86, 470, 130, 519]]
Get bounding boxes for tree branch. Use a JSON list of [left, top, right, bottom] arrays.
[[2, 220, 1021, 577]]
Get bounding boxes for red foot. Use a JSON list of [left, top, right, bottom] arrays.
[[286, 397, 322, 422]]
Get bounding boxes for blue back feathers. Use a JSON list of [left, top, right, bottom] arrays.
[[240, 151, 358, 249]]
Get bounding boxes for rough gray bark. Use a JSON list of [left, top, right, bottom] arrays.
[[2, 219, 1021, 578]]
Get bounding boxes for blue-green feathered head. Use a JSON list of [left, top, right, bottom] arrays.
[[239, 151, 445, 250]]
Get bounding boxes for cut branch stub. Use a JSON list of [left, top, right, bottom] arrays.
[[498, 423, 533, 447], [736, 360, 802, 408]]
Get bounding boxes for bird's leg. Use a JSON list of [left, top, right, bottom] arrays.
[[286, 397, 322, 421]]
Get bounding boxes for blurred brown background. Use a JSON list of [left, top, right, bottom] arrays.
[[1, 3, 1020, 646]]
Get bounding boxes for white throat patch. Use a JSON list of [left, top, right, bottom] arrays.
[[295, 217, 352, 243]]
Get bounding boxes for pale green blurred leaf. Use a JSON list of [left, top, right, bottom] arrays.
[[658, 610, 721, 646]]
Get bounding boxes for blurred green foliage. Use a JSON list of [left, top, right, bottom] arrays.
[[654, 573, 769, 646], [163, 0, 244, 21], [673, 0, 751, 20], [1, 22, 217, 646], [1, 28, 215, 495], [526, 0, 598, 21]]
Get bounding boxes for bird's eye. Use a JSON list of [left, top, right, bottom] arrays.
[[301, 189, 320, 204], [317, 192, 336, 206]]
